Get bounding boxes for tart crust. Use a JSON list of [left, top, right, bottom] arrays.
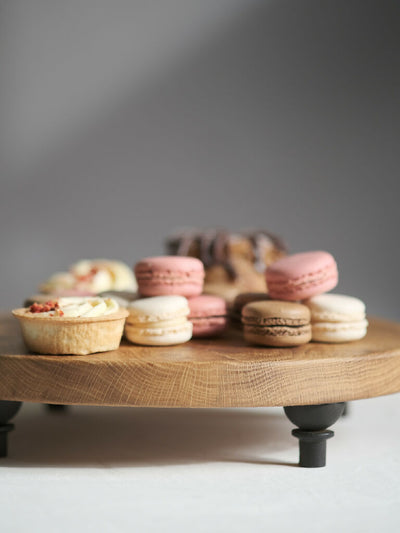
[[12, 308, 129, 355]]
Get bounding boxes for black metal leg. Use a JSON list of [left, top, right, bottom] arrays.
[[342, 402, 349, 416], [0, 400, 22, 458], [46, 404, 68, 412], [284, 403, 345, 468]]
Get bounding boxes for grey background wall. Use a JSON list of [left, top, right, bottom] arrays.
[[1, 0, 399, 319]]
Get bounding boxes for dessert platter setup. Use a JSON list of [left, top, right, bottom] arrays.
[[1, 230, 400, 468]]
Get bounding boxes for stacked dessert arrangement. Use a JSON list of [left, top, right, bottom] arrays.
[[12, 232, 368, 354], [126, 256, 228, 346], [13, 258, 137, 356], [6, 233, 389, 472], [166, 228, 287, 303], [166, 229, 368, 347], [239, 250, 368, 347]]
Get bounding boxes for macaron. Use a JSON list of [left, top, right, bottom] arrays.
[[124, 295, 192, 346], [230, 292, 271, 324], [188, 295, 227, 337], [242, 301, 311, 347], [135, 256, 205, 298], [266, 251, 338, 301], [304, 293, 368, 343]]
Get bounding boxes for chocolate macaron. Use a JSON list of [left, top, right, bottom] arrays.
[[242, 301, 311, 347], [231, 292, 271, 325]]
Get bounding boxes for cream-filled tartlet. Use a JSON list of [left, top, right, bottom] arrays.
[[39, 259, 137, 295], [13, 297, 129, 355]]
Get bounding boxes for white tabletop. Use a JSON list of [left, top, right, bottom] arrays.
[[1, 395, 399, 533]]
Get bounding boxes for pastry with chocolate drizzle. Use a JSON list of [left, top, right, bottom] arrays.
[[166, 229, 287, 303]]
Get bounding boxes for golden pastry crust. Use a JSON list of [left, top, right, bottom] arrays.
[[167, 229, 286, 303], [12, 308, 129, 355]]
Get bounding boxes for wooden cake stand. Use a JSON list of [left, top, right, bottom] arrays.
[[1, 313, 400, 467]]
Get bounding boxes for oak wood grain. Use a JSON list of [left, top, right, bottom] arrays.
[[1, 313, 400, 407]]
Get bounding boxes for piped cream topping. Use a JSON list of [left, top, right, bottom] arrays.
[[28, 297, 119, 318], [39, 259, 137, 293]]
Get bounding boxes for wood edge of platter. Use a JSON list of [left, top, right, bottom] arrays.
[[1, 315, 400, 407]]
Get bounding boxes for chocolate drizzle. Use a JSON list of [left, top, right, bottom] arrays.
[[167, 229, 286, 280], [247, 230, 287, 273]]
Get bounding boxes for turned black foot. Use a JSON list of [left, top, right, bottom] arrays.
[[284, 403, 345, 468], [46, 404, 68, 412], [342, 402, 349, 416], [0, 401, 22, 458]]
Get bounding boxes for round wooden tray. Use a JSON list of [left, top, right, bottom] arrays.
[[1, 314, 400, 407]]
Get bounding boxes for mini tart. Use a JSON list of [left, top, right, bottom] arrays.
[[12, 308, 129, 355]]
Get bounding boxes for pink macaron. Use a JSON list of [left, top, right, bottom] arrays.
[[135, 256, 205, 297], [265, 251, 338, 301], [188, 295, 228, 337]]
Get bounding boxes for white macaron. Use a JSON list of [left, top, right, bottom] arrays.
[[304, 293, 368, 343], [125, 295, 192, 346]]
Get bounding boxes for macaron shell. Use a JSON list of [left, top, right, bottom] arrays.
[[188, 295, 227, 317], [266, 251, 338, 301], [242, 300, 311, 325], [312, 319, 368, 343], [305, 293, 366, 322], [135, 256, 204, 273], [127, 296, 189, 324], [125, 321, 192, 346], [244, 324, 312, 347], [135, 256, 204, 297]]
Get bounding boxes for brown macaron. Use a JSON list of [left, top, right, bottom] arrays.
[[242, 301, 311, 347], [231, 292, 271, 324]]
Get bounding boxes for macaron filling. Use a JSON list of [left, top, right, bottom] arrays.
[[126, 317, 191, 336], [242, 316, 310, 327], [243, 317, 311, 338], [243, 323, 312, 338]]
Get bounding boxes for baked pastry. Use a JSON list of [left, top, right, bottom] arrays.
[[39, 259, 137, 295], [13, 297, 129, 355], [166, 229, 286, 303]]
